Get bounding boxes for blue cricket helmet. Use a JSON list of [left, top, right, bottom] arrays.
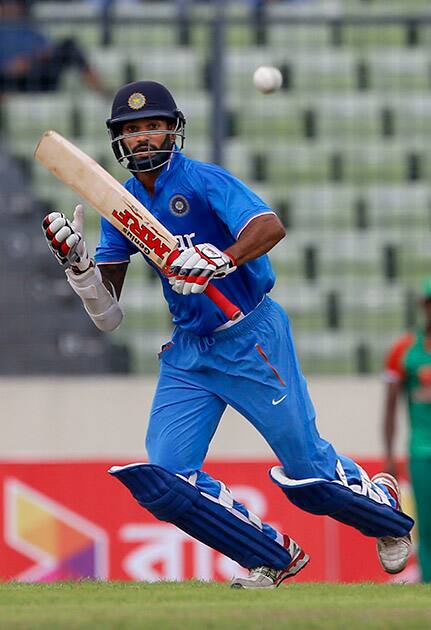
[[107, 80, 185, 129], [106, 80, 186, 173]]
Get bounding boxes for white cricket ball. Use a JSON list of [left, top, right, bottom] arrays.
[[253, 65, 283, 94]]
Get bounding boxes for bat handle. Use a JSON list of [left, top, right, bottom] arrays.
[[204, 283, 242, 321], [165, 250, 242, 321]]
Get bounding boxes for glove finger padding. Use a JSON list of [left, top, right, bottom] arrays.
[[61, 232, 80, 257], [42, 212, 73, 265], [169, 249, 200, 276], [171, 252, 216, 295], [42, 206, 90, 271], [42, 211, 63, 228], [169, 243, 237, 296], [53, 224, 73, 247]]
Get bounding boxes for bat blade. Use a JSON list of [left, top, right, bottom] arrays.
[[34, 130, 241, 320], [35, 130, 176, 268]]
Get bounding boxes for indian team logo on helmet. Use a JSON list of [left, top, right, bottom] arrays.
[[128, 92, 147, 110], [169, 194, 190, 217]]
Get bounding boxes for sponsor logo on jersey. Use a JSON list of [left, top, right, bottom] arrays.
[[169, 194, 190, 217], [128, 92, 147, 110]]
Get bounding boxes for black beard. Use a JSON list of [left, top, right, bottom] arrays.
[[126, 135, 173, 172]]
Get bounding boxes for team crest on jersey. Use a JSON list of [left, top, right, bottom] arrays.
[[169, 194, 190, 217], [128, 92, 146, 110]]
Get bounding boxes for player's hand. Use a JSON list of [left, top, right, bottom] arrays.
[[42, 204, 91, 272], [168, 243, 237, 295]]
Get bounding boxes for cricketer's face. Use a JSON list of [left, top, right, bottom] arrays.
[[120, 118, 174, 159]]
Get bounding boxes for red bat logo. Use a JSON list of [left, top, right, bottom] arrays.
[[112, 208, 171, 261]]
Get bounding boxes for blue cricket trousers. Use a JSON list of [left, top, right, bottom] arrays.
[[145, 296, 396, 542], [147, 296, 339, 478]]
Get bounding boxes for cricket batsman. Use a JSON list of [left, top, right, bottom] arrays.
[[42, 80, 414, 588]]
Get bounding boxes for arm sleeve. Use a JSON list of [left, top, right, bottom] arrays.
[[383, 333, 415, 383], [198, 165, 275, 239], [94, 217, 139, 264]]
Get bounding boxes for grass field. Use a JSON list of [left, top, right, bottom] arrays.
[[0, 581, 430, 629]]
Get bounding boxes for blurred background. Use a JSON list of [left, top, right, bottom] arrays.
[[3, 0, 431, 376], [0, 0, 429, 583]]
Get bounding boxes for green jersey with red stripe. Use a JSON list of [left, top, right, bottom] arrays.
[[385, 330, 431, 457]]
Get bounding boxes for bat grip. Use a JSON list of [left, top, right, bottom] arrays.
[[204, 283, 242, 321], [165, 250, 242, 321]]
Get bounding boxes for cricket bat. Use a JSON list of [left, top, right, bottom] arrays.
[[34, 130, 241, 321]]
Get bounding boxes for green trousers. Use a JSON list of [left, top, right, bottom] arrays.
[[410, 457, 431, 583]]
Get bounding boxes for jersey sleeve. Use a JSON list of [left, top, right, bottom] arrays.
[[383, 333, 415, 383], [94, 216, 139, 264], [197, 164, 275, 238]]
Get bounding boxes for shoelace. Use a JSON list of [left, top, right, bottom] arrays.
[[250, 566, 279, 581], [380, 535, 410, 545]]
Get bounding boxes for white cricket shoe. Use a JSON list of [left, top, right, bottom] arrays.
[[371, 472, 412, 574], [230, 536, 310, 589]]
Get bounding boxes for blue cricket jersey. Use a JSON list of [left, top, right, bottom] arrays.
[[95, 151, 276, 335]]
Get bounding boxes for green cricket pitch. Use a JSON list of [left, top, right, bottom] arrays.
[[0, 581, 430, 629]]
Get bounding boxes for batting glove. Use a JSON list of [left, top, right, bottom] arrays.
[[168, 243, 237, 295], [42, 204, 91, 272]]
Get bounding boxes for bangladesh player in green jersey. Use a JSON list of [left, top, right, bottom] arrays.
[[383, 277, 431, 583]]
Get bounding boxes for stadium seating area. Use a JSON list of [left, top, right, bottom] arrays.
[[3, 0, 431, 373]]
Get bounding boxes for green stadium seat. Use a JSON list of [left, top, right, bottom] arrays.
[[4, 94, 73, 139], [368, 49, 430, 92], [90, 46, 203, 91]]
